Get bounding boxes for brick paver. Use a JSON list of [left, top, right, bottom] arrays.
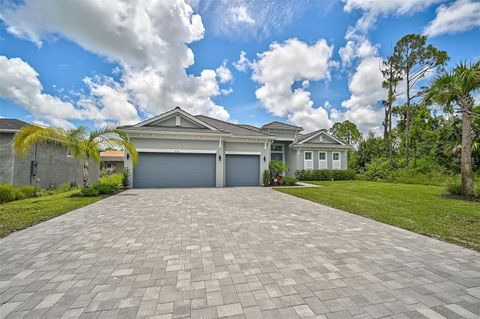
[[0, 187, 479, 318]]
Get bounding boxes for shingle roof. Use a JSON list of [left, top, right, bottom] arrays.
[[261, 121, 303, 130], [0, 118, 30, 131], [195, 115, 272, 137]]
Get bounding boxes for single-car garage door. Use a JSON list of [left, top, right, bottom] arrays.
[[225, 154, 260, 187], [133, 152, 216, 188]]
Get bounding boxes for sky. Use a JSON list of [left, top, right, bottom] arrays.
[[0, 0, 479, 133]]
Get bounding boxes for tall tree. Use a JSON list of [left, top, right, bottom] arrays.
[[381, 54, 403, 161], [426, 61, 480, 196], [392, 34, 448, 167], [13, 125, 138, 187], [329, 120, 362, 145]]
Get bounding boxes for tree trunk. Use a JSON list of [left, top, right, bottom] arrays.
[[83, 158, 90, 188], [460, 96, 474, 196], [388, 103, 393, 161], [405, 72, 411, 167]]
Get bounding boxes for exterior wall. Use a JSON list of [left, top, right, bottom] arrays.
[[261, 128, 297, 141], [285, 147, 298, 177], [0, 133, 15, 184], [294, 149, 348, 171], [0, 132, 99, 188], [125, 137, 270, 187], [224, 141, 270, 186]]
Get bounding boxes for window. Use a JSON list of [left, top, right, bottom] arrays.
[[271, 144, 284, 162], [318, 152, 327, 169], [332, 152, 341, 169], [304, 151, 313, 169]]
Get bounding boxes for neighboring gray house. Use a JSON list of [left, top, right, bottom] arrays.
[[120, 107, 349, 188], [0, 119, 99, 188]]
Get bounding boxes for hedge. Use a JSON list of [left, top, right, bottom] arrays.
[[295, 169, 356, 181]]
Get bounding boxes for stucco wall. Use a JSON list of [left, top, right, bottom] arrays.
[[224, 141, 270, 185], [294, 149, 348, 171], [0, 133, 15, 184], [1, 132, 99, 188]]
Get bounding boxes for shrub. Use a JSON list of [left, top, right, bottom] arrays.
[[122, 167, 130, 188], [262, 169, 271, 187], [364, 158, 392, 181], [295, 169, 355, 181], [58, 183, 72, 192], [18, 186, 39, 199], [94, 182, 118, 195], [80, 185, 99, 197], [283, 176, 297, 186], [99, 173, 122, 186], [0, 184, 16, 204], [446, 178, 463, 196]]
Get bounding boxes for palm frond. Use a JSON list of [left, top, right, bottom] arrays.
[[12, 126, 68, 158]]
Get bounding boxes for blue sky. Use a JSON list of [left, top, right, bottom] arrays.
[[0, 0, 479, 132]]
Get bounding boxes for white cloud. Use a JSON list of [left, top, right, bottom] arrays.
[[252, 38, 334, 131], [229, 6, 255, 25], [233, 51, 252, 72], [0, 0, 231, 124], [343, 0, 444, 16], [195, 0, 316, 38], [215, 62, 233, 83], [424, 0, 480, 37]]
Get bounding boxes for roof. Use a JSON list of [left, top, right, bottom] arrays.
[[0, 118, 30, 132], [261, 121, 303, 130], [297, 129, 327, 142], [100, 150, 125, 157], [195, 115, 272, 137]]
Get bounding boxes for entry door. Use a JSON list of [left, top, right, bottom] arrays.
[[225, 154, 260, 186]]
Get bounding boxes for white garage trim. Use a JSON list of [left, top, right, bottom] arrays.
[[136, 148, 217, 154], [225, 151, 262, 155]]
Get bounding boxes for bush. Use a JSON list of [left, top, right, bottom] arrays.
[[446, 179, 463, 196], [94, 182, 118, 195], [283, 176, 297, 186], [58, 183, 72, 192], [122, 168, 130, 188], [80, 185, 99, 197], [99, 173, 122, 186], [0, 184, 16, 204], [262, 169, 271, 187], [295, 169, 355, 181], [18, 186, 39, 199], [364, 158, 393, 181]]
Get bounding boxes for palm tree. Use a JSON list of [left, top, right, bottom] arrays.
[[13, 125, 138, 188], [426, 61, 480, 196]]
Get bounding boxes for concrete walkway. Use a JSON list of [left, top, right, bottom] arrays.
[[0, 188, 479, 319]]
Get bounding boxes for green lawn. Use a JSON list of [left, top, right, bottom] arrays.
[[276, 181, 480, 251], [0, 191, 101, 238]]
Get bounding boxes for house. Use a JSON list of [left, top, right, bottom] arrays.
[[0, 119, 99, 188], [119, 107, 349, 188], [100, 150, 125, 174]]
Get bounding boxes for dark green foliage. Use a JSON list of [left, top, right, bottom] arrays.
[[295, 169, 355, 181], [122, 167, 130, 188], [329, 120, 362, 145], [80, 185, 100, 197], [446, 178, 463, 196], [262, 169, 271, 186], [93, 183, 118, 195], [0, 184, 16, 204], [18, 186, 39, 199], [283, 176, 297, 186], [364, 158, 394, 180]]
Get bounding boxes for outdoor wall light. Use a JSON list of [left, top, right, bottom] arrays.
[[219, 155, 222, 161], [127, 153, 130, 160], [263, 156, 266, 162]]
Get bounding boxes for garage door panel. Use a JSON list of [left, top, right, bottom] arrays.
[[133, 153, 216, 188], [225, 155, 260, 187]]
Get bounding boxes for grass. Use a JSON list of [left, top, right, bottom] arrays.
[[0, 190, 101, 238], [276, 180, 480, 251]]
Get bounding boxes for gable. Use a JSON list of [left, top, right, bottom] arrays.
[[147, 115, 204, 129], [299, 131, 345, 146]]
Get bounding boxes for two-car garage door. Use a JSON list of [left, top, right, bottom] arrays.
[[133, 153, 216, 188], [133, 152, 260, 188]]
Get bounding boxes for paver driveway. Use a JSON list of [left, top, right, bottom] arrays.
[[1, 188, 479, 319]]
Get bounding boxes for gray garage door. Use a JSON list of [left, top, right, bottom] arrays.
[[225, 154, 260, 187], [133, 152, 216, 188]]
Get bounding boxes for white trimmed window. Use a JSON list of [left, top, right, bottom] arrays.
[[304, 151, 313, 169], [332, 152, 341, 170], [318, 152, 327, 169], [271, 144, 284, 162]]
